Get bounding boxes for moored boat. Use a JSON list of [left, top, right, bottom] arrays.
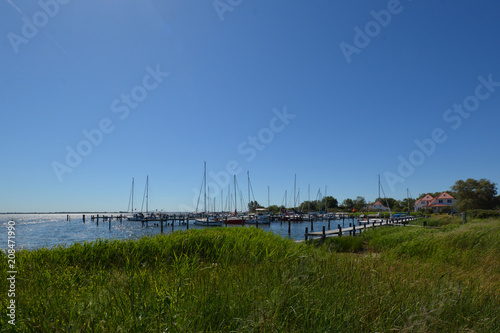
[[194, 216, 223, 227], [127, 213, 145, 221]]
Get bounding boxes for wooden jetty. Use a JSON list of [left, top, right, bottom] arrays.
[[86, 213, 192, 233], [304, 216, 418, 241]]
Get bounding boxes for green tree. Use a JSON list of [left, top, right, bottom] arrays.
[[451, 178, 498, 211], [354, 196, 366, 212], [319, 196, 338, 211], [298, 200, 318, 212], [342, 198, 354, 211], [374, 197, 398, 210], [267, 205, 280, 214], [400, 197, 415, 212], [248, 201, 262, 213], [417, 192, 442, 200]]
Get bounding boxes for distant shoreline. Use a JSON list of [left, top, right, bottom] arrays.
[[0, 212, 190, 215], [0, 212, 126, 215]]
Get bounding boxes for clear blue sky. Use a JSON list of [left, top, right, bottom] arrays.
[[1, 0, 499, 212]]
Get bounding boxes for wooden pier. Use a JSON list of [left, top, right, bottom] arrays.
[[86, 213, 192, 233], [304, 216, 418, 241]]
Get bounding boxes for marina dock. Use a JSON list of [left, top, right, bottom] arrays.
[[305, 216, 418, 240], [70, 213, 419, 239]]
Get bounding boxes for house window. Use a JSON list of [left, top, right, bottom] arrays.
[[447, 199, 452, 203], [439, 200, 443, 203]]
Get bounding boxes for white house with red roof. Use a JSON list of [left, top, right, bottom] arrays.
[[414, 192, 455, 212], [369, 200, 390, 211], [414, 194, 434, 211]]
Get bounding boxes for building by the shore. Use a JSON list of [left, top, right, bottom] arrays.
[[414, 192, 455, 212], [369, 200, 390, 211]]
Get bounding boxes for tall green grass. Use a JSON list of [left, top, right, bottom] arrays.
[[1, 220, 499, 332]]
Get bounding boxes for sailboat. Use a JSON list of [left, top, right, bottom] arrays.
[[194, 162, 223, 227], [225, 175, 245, 224], [127, 176, 159, 221], [244, 172, 270, 224], [127, 177, 145, 221]]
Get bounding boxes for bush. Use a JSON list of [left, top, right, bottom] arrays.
[[440, 206, 453, 214], [423, 208, 434, 215], [309, 236, 364, 253], [466, 210, 500, 219]]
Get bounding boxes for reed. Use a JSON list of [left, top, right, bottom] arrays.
[[1, 219, 499, 332]]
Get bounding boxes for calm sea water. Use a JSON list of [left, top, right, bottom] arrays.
[[0, 214, 359, 251]]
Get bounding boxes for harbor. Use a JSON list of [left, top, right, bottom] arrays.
[[0, 212, 421, 251]]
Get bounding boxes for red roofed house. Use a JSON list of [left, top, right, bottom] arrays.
[[414, 192, 455, 212], [369, 200, 390, 211]]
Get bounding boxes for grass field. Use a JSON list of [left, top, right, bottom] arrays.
[[1, 216, 499, 332]]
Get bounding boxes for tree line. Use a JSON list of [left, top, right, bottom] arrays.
[[249, 178, 499, 213]]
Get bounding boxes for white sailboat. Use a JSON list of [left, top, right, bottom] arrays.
[[225, 175, 245, 224], [244, 172, 270, 224], [127, 177, 145, 221], [127, 176, 160, 221], [194, 162, 223, 227]]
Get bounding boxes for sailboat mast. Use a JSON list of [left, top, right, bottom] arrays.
[[294, 174, 296, 210], [131, 177, 134, 213], [308, 184, 310, 214], [378, 174, 381, 213], [378, 175, 381, 200], [228, 184, 231, 212], [234, 175, 237, 215], [204, 162, 207, 214], [247, 171, 250, 210], [146, 175, 149, 214]]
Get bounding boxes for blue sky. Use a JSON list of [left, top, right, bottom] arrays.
[[1, 0, 499, 212]]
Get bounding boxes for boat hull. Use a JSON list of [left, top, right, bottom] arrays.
[[193, 219, 223, 227], [225, 218, 244, 224]]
